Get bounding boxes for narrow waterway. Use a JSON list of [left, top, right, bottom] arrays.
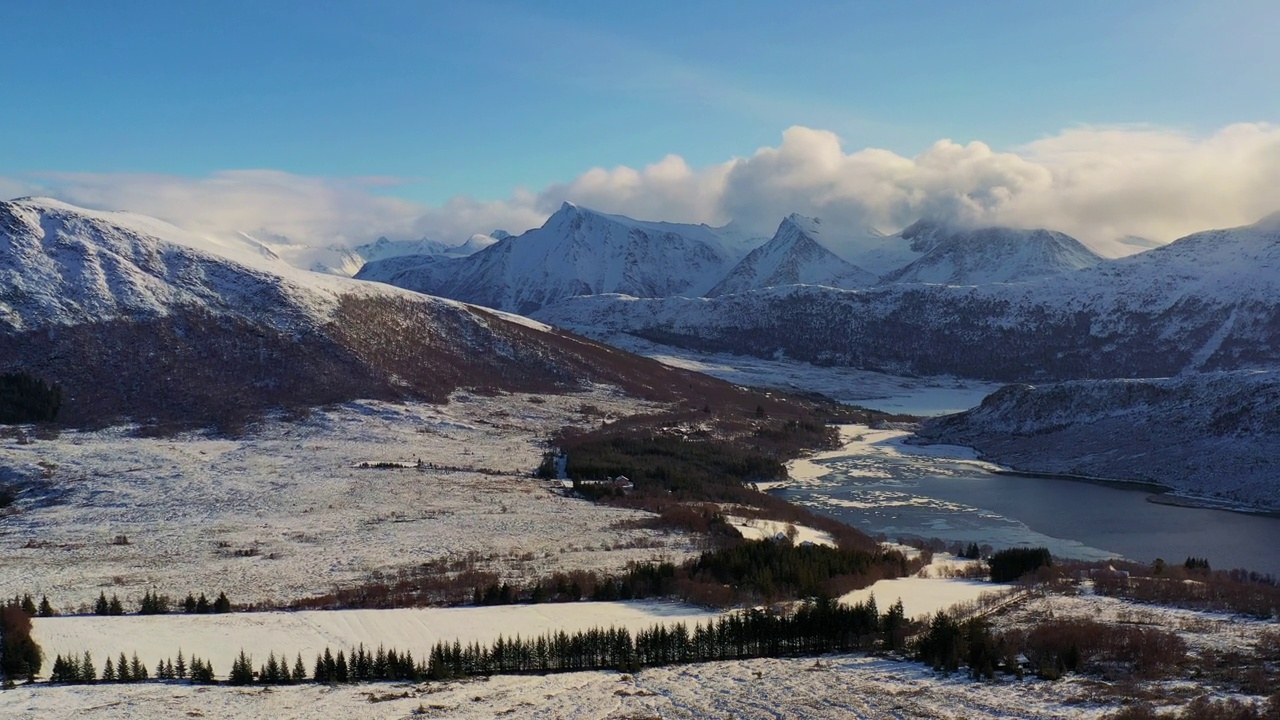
[[778, 428, 1280, 578]]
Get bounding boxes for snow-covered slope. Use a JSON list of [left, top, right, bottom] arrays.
[[534, 215, 1280, 382], [914, 370, 1280, 510], [0, 198, 745, 427], [882, 225, 1103, 285], [358, 202, 739, 314], [707, 215, 877, 296]]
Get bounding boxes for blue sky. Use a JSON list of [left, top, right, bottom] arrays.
[[3, 0, 1275, 205], [1, 1, 1277, 249]]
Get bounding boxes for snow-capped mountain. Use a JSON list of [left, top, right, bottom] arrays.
[[534, 214, 1280, 383], [355, 235, 452, 262], [0, 198, 742, 427], [914, 370, 1280, 511], [706, 215, 877, 297], [882, 225, 1103, 285], [358, 202, 740, 314]]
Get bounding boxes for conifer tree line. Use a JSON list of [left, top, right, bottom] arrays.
[[0, 371, 62, 424], [87, 590, 232, 615], [29, 597, 909, 686], [8, 594, 55, 617], [47, 649, 216, 685]]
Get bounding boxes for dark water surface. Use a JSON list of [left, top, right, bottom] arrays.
[[778, 441, 1280, 578]]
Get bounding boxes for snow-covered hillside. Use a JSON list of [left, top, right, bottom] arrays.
[[0, 198, 743, 427], [707, 215, 877, 296], [913, 370, 1280, 510], [358, 202, 740, 314], [882, 225, 1102, 285], [534, 214, 1280, 382]]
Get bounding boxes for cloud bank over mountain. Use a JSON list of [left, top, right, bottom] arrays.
[[6, 123, 1279, 250]]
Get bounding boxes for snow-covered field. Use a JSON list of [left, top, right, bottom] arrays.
[[724, 516, 835, 547], [0, 654, 1114, 720], [0, 389, 697, 609]]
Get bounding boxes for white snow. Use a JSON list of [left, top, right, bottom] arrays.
[[0, 390, 696, 608], [0, 653, 1114, 719], [724, 516, 835, 547], [707, 215, 877, 296], [357, 202, 742, 313]]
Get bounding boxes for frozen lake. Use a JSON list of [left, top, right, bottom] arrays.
[[781, 427, 1280, 578]]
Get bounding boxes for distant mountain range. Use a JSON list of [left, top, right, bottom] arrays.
[[0, 198, 753, 428], [530, 211, 1280, 382], [358, 204, 1116, 314]]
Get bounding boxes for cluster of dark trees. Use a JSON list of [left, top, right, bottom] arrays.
[[93, 593, 125, 615], [0, 371, 62, 424], [563, 434, 787, 502], [311, 645, 419, 684], [47, 650, 215, 685], [9, 594, 55, 617], [180, 592, 232, 614], [988, 547, 1053, 583], [91, 590, 232, 616], [1184, 557, 1211, 571], [428, 597, 906, 679], [1090, 559, 1280, 620], [299, 537, 914, 612], [1, 604, 42, 682], [914, 609, 1188, 682], [469, 541, 911, 610]]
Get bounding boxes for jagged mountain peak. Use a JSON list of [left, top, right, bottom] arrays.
[[706, 215, 877, 297], [360, 204, 737, 314]]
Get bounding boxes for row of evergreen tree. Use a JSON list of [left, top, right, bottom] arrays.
[[47, 650, 215, 684], [92, 591, 232, 616], [30, 597, 910, 686], [9, 594, 55, 617]]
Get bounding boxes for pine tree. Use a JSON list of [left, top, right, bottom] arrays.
[[334, 651, 349, 683], [314, 652, 328, 683], [156, 658, 166, 680], [195, 593, 210, 613], [228, 650, 254, 685], [130, 652, 147, 681], [38, 596, 54, 617], [292, 654, 307, 683], [94, 592, 109, 616], [20, 594, 36, 616], [175, 649, 187, 679], [102, 656, 115, 682], [183, 594, 197, 613], [213, 592, 231, 613], [108, 595, 124, 616], [81, 651, 96, 683], [263, 652, 280, 684], [117, 652, 131, 682]]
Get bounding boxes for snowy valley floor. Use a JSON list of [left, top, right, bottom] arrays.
[[0, 388, 695, 609]]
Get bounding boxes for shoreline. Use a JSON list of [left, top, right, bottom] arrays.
[[987, 468, 1171, 494], [791, 427, 1280, 519]]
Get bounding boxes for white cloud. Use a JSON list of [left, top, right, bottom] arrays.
[[6, 123, 1280, 253]]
